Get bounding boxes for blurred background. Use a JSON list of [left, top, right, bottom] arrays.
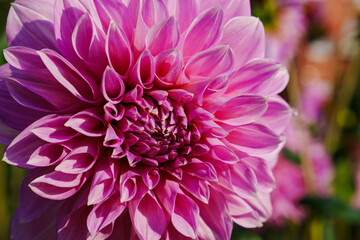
[[1, 0, 360, 239]]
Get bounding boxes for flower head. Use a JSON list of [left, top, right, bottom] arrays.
[[0, 0, 291, 239]]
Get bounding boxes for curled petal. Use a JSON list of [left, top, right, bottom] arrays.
[[172, 193, 200, 239], [146, 16, 180, 56], [129, 190, 168, 240], [87, 193, 126, 235], [128, 50, 155, 89], [106, 22, 133, 76], [141, 167, 160, 190], [31, 115, 79, 143], [154, 50, 183, 88], [27, 143, 68, 167], [72, 13, 107, 76], [101, 67, 126, 104], [65, 108, 106, 137], [182, 6, 223, 57], [185, 45, 234, 79], [37, 49, 101, 103], [29, 171, 86, 200]]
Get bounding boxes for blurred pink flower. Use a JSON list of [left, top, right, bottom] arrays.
[[0, 0, 291, 239], [301, 79, 332, 124], [265, 1, 307, 65], [270, 119, 334, 225]]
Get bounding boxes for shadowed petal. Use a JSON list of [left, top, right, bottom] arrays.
[[129, 189, 168, 240], [7, 0, 58, 50], [65, 108, 106, 137], [72, 13, 107, 76], [172, 193, 199, 239], [38, 49, 101, 103], [106, 22, 133, 76], [87, 193, 126, 235]]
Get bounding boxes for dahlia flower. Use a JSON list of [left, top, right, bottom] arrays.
[[0, 0, 291, 239]]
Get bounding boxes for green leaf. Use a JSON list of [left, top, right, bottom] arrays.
[[283, 148, 301, 165], [300, 196, 360, 223]]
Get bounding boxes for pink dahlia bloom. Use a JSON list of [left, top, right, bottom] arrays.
[[0, 0, 291, 239]]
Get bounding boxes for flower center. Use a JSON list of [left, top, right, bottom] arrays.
[[103, 90, 204, 168]]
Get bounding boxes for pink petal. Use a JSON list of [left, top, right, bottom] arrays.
[[129, 191, 168, 240], [183, 159, 217, 181], [55, 139, 100, 174], [106, 22, 133, 76], [54, 0, 88, 65], [199, 0, 251, 22], [31, 115, 79, 143], [226, 58, 289, 97], [154, 179, 180, 213], [37, 49, 101, 103], [71, 13, 107, 76], [141, 0, 169, 28], [180, 173, 210, 203], [166, 0, 200, 33], [182, 6, 223, 57], [6, 0, 58, 50], [197, 188, 232, 240], [119, 168, 139, 202], [3, 115, 57, 169], [226, 123, 283, 154], [93, 0, 133, 39], [213, 95, 268, 126], [29, 171, 86, 200], [128, 50, 155, 89], [65, 108, 106, 137], [87, 193, 126, 235], [101, 67, 126, 104], [141, 167, 160, 190], [230, 164, 258, 198], [220, 16, 265, 69], [146, 16, 180, 56], [27, 143, 68, 167], [172, 193, 199, 239], [88, 157, 119, 205], [184, 45, 234, 79], [154, 50, 183, 88], [258, 96, 293, 134], [240, 156, 275, 192]]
